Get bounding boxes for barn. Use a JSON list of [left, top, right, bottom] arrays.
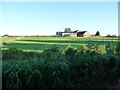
[[56, 30, 90, 37], [77, 31, 90, 37]]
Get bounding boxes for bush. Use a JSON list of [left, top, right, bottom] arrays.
[[2, 42, 7, 45], [106, 43, 117, 54], [42, 45, 62, 61], [96, 44, 106, 54], [65, 47, 77, 61], [2, 48, 41, 60]]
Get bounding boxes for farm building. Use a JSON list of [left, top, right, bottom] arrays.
[[3, 34, 9, 37], [77, 31, 90, 37], [56, 30, 90, 37]]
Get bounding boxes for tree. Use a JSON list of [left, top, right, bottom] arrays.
[[112, 34, 116, 37], [95, 31, 100, 36], [107, 34, 111, 37], [64, 28, 71, 32]]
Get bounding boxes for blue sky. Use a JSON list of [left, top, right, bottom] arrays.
[[1, 2, 118, 36]]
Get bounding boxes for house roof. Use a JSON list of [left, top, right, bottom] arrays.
[[4, 34, 9, 36], [59, 32, 75, 33], [73, 30, 79, 33], [57, 30, 87, 34], [58, 30, 79, 33], [78, 31, 86, 34]]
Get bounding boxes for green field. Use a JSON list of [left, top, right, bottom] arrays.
[[1, 36, 118, 51]]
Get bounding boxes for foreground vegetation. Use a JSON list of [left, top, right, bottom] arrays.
[[2, 40, 120, 88]]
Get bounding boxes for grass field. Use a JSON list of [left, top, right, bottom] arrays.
[[1, 36, 119, 51]]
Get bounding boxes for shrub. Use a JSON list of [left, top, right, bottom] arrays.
[[79, 44, 88, 52], [106, 43, 117, 54], [2, 48, 41, 60], [2, 42, 7, 45], [42, 45, 62, 61], [96, 44, 106, 54], [116, 42, 120, 53], [65, 47, 77, 62]]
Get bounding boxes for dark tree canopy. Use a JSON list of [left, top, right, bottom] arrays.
[[95, 31, 100, 36], [107, 34, 111, 37], [64, 28, 71, 32]]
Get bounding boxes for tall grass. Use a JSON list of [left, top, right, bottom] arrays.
[[2, 43, 120, 89]]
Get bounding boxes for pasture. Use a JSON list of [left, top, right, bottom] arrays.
[[1, 36, 118, 51]]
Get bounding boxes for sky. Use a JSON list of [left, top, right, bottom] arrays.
[[1, 2, 118, 36]]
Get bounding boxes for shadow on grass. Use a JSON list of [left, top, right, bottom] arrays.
[[18, 39, 119, 44], [2, 43, 68, 51]]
